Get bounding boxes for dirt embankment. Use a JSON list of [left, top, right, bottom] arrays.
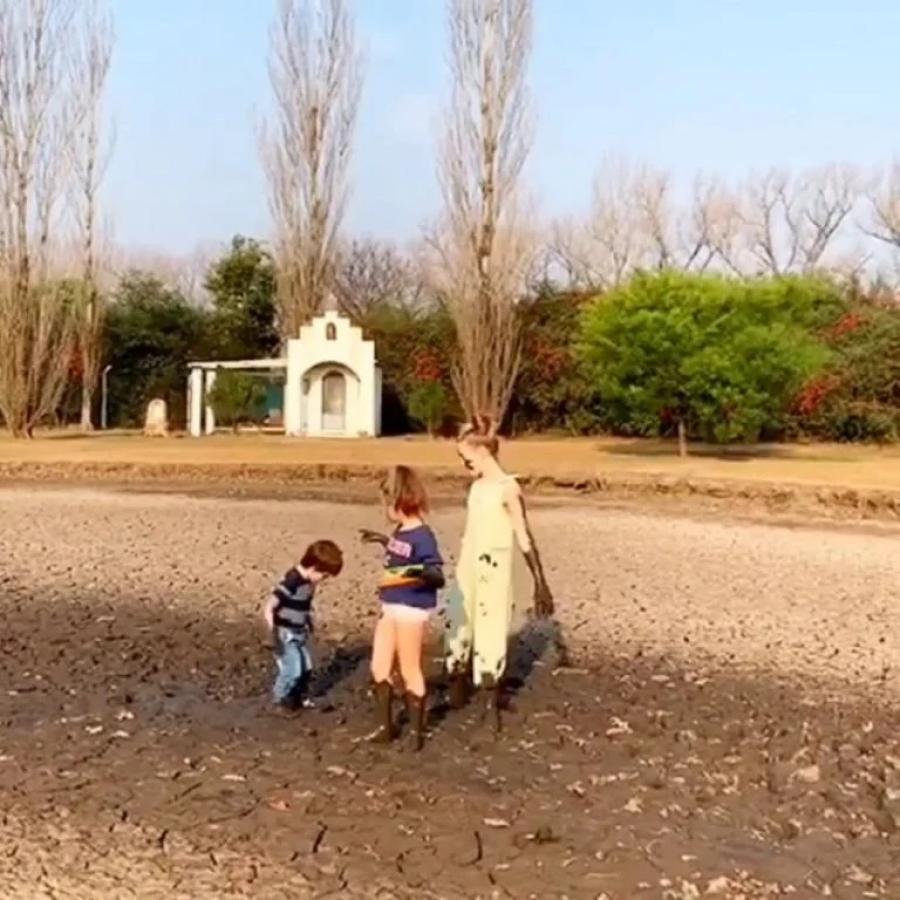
[[2, 457, 900, 523]]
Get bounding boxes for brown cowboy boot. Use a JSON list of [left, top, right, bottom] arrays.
[[370, 680, 395, 743], [405, 691, 427, 751]]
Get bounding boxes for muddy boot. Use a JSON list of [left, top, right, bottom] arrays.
[[405, 691, 427, 751], [481, 677, 502, 734], [447, 672, 471, 710], [370, 680, 394, 743]]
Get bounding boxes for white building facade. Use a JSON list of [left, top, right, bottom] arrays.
[[187, 311, 382, 438]]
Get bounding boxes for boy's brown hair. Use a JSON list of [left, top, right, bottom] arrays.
[[381, 465, 429, 517], [301, 539, 344, 576]]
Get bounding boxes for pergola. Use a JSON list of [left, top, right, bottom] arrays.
[[186, 358, 287, 437]]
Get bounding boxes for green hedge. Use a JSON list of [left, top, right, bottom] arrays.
[[578, 272, 835, 445]]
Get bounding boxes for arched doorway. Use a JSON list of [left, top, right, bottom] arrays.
[[321, 370, 347, 432]]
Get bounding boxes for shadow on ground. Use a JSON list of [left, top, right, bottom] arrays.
[[600, 440, 854, 464], [1, 581, 898, 898]]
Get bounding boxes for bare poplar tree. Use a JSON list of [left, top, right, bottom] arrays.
[[0, 0, 81, 437], [69, 0, 113, 430], [433, 0, 534, 422], [263, 0, 362, 341]]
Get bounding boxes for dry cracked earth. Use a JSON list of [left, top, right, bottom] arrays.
[[0, 486, 898, 899]]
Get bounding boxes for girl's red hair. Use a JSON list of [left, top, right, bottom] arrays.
[[381, 465, 429, 516]]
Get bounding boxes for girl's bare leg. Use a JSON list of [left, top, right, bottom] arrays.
[[371, 612, 396, 683], [396, 620, 426, 697], [397, 620, 428, 750], [370, 613, 397, 742]]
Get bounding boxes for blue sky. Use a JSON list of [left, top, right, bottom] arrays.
[[106, 0, 900, 253]]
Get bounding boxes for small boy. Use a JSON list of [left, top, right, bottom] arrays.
[[263, 539, 343, 711]]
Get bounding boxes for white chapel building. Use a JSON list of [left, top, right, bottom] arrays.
[[187, 311, 382, 438]]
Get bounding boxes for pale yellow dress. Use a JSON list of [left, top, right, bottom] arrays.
[[445, 474, 518, 686]]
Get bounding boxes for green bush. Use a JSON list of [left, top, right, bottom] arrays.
[[407, 382, 448, 436], [507, 288, 601, 435], [207, 371, 268, 432], [104, 273, 212, 428], [204, 235, 279, 360], [579, 271, 832, 451], [362, 304, 459, 434]]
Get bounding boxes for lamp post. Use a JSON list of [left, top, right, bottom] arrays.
[[100, 365, 112, 430]]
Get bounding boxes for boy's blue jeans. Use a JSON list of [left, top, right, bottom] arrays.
[[273, 627, 312, 705]]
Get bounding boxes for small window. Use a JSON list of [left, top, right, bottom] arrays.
[[326, 323, 337, 341]]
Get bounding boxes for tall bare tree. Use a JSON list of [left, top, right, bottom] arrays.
[[553, 161, 865, 289], [432, 0, 534, 422], [0, 0, 83, 437], [734, 165, 862, 276], [262, 0, 362, 341], [868, 162, 900, 248], [576, 159, 646, 288], [552, 161, 704, 289], [69, 0, 113, 430], [332, 238, 424, 322]]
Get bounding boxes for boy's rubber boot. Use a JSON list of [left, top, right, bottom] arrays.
[[371, 680, 394, 743], [405, 691, 427, 751]]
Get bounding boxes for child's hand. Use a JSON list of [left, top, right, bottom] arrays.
[[533, 581, 554, 618], [262, 595, 276, 630]]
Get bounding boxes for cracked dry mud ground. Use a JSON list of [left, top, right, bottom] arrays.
[[0, 488, 898, 899]]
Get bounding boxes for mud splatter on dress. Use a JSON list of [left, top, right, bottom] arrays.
[[445, 473, 517, 685]]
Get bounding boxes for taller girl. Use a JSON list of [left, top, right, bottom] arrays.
[[445, 415, 554, 731]]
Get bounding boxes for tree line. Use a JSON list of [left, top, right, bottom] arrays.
[[85, 236, 899, 447], [1, 0, 899, 442]]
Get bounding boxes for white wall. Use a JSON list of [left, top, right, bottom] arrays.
[[283, 311, 381, 437]]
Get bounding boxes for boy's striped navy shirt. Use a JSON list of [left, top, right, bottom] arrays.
[[273, 568, 314, 634]]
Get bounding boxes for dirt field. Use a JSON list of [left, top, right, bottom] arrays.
[[1, 486, 899, 899]]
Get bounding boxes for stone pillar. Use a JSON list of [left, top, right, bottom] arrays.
[[283, 339, 303, 436], [188, 367, 204, 437], [373, 367, 382, 437], [204, 370, 217, 435]]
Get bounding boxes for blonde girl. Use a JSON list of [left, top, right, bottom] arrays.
[[445, 415, 553, 731]]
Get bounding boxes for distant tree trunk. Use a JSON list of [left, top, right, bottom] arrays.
[[81, 384, 94, 431], [0, 0, 84, 438], [70, 1, 114, 432], [677, 418, 688, 458]]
